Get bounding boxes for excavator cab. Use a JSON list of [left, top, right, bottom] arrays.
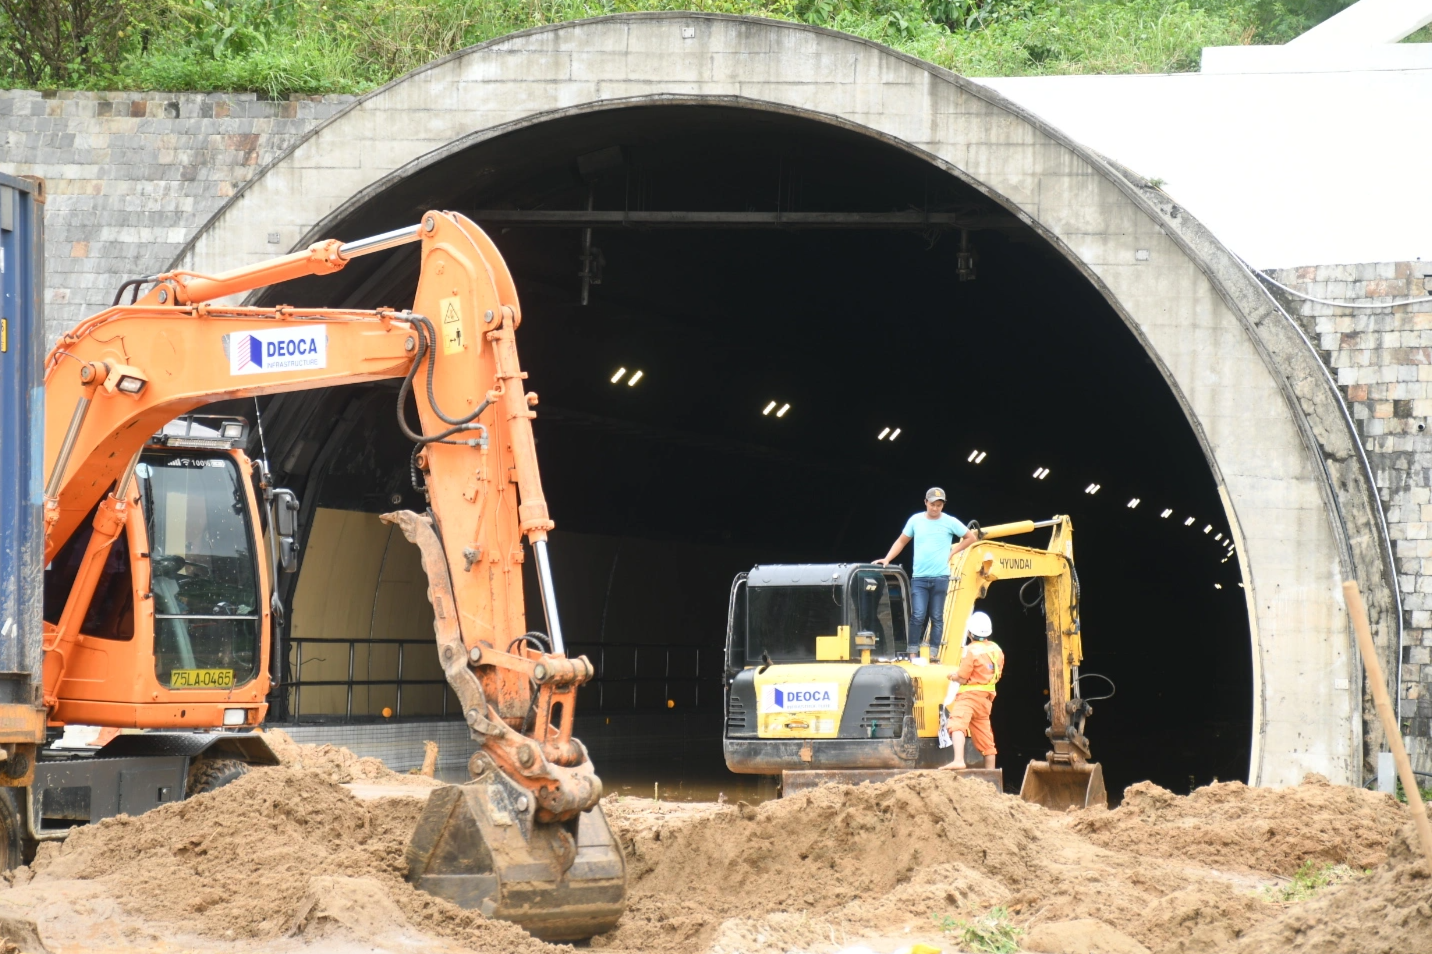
[[42, 415, 286, 729]]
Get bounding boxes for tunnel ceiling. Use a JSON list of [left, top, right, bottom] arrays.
[[257, 106, 1234, 546], [227, 103, 1253, 794]]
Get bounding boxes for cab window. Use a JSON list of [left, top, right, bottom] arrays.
[[137, 453, 261, 688], [747, 583, 844, 662], [851, 569, 905, 657], [42, 498, 135, 641]]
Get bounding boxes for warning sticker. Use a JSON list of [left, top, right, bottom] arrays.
[[440, 296, 465, 354]]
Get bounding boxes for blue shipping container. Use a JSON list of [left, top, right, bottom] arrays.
[[0, 173, 45, 690]]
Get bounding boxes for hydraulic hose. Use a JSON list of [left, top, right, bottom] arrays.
[[394, 315, 490, 446]]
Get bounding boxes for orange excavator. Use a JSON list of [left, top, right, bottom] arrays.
[[2, 210, 624, 940]]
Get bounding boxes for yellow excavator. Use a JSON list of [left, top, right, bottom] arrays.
[[722, 517, 1106, 810], [4, 208, 624, 939]]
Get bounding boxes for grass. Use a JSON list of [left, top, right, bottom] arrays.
[[0, 0, 1379, 95], [1392, 773, 1432, 805], [1260, 861, 1364, 904], [934, 906, 1023, 954]]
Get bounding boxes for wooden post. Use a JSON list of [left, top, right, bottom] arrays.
[[1343, 580, 1432, 872]]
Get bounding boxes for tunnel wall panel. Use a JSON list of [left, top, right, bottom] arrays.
[[163, 14, 1391, 787]]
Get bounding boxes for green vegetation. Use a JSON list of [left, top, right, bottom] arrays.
[[1394, 775, 1432, 805], [1260, 861, 1364, 904], [0, 0, 1389, 94], [935, 906, 1023, 954]]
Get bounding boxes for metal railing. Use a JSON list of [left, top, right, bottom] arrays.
[[282, 637, 723, 721], [567, 642, 721, 712], [286, 637, 448, 722]]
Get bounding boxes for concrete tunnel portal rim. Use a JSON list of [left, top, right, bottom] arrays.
[[168, 12, 1399, 787]]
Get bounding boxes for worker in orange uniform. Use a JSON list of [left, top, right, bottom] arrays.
[[941, 610, 1003, 770]]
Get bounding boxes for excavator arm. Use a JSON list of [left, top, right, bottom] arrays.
[[939, 516, 1106, 809], [42, 212, 624, 937]]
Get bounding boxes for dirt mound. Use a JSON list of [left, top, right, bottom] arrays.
[[24, 767, 545, 953], [1227, 821, 1432, 954], [1072, 774, 1404, 875], [596, 771, 1274, 954], [262, 729, 440, 786]]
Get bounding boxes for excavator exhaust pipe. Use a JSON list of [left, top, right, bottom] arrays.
[[1019, 760, 1107, 811], [405, 772, 627, 941]]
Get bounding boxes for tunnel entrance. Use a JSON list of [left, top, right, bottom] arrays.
[[245, 105, 1252, 800]]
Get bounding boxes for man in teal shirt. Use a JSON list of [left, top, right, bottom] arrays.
[[874, 488, 978, 654]]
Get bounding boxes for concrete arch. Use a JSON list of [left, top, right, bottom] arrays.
[[174, 13, 1396, 787]]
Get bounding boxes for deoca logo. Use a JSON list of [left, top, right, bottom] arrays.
[[760, 682, 839, 712], [225, 325, 328, 375]]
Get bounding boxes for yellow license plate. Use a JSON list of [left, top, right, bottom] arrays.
[[169, 669, 234, 689]]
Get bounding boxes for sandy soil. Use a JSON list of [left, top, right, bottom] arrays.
[[0, 747, 1425, 954]]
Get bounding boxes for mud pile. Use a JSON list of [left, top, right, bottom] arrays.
[[1073, 774, 1403, 874], [262, 729, 441, 786], [0, 753, 1422, 954], [19, 768, 542, 953], [1230, 821, 1432, 954], [593, 771, 1281, 954]]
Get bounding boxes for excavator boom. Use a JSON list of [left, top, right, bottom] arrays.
[[944, 517, 1106, 810], [38, 212, 624, 938]]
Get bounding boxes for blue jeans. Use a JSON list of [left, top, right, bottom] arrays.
[[909, 576, 950, 651]]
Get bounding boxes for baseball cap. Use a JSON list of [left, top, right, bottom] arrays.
[[925, 487, 947, 502]]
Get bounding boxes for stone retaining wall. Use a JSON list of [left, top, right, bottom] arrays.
[[0, 89, 350, 341], [1269, 261, 1432, 770]]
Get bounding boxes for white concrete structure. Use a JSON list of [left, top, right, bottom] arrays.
[[1202, 0, 1432, 72], [172, 14, 1397, 787], [1291, 0, 1432, 45], [979, 68, 1432, 269]]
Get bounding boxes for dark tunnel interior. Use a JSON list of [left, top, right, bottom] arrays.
[[230, 105, 1252, 801]]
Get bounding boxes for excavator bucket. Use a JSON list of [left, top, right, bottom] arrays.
[[1019, 760, 1107, 810], [405, 774, 627, 941]]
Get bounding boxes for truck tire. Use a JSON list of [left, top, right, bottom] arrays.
[[186, 759, 250, 797]]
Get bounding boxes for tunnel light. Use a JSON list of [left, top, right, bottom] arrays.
[[1184, 517, 1195, 526], [1126, 498, 1140, 509], [776, 403, 790, 418], [611, 367, 627, 384], [762, 400, 777, 416], [1214, 583, 1223, 590], [1160, 508, 1173, 518], [1202, 524, 1212, 534], [1084, 483, 1101, 495], [1238, 582, 1245, 588], [878, 427, 891, 440], [1032, 467, 1050, 480], [974, 450, 984, 462], [627, 370, 644, 386], [968, 450, 979, 462], [1214, 532, 1223, 541], [890, 428, 902, 441]]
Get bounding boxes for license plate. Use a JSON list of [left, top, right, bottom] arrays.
[[170, 668, 234, 689]]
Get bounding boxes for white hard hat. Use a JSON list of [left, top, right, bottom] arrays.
[[967, 611, 993, 639]]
